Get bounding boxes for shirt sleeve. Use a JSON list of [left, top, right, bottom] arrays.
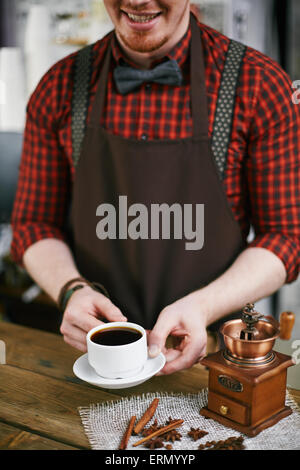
[[246, 61, 300, 283], [10, 67, 72, 266]]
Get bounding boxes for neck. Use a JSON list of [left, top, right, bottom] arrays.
[[115, 14, 190, 69]]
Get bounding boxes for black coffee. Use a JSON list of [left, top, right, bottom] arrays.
[[91, 327, 142, 346]]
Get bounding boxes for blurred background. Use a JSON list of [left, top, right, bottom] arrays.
[[0, 1, 299, 383]]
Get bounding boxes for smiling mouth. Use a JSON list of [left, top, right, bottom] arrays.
[[122, 10, 162, 23]]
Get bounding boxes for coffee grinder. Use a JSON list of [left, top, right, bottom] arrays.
[[200, 303, 295, 437]]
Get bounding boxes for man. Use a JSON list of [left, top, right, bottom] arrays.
[[11, 1, 300, 375]]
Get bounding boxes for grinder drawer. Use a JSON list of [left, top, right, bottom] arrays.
[[207, 391, 249, 425]]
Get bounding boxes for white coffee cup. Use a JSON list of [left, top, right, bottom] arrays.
[[87, 322, 148, 379]]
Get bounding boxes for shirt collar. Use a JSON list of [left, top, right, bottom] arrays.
[[111, 20, 191, 69]]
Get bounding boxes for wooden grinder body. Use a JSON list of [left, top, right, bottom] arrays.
[[200, 350, 294, 437]]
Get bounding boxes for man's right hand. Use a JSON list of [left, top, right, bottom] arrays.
[[59, 285, 127, 352]]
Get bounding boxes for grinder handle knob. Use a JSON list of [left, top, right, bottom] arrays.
[[279, 311, 295, 340]]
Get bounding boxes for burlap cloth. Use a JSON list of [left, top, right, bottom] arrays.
[[78, 388, 300, 450]]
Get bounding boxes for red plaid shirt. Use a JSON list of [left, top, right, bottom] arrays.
[[11, 18, 300, 283]]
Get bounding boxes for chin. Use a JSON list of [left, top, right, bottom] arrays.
[[118, 29, 169, 54]]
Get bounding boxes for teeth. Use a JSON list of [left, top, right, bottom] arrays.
[[127, 13, 158, 23]]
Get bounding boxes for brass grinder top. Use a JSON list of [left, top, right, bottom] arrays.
[[220, 303, 280, 367]]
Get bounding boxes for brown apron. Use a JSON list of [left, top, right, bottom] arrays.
[[72, 16, 246, 330]]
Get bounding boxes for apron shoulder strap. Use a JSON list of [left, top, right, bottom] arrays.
[[71, 39, 246, 173], [211, 39, 247, 180], [71, 44, 93, 167]]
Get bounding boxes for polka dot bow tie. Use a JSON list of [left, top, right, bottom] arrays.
[[113, 59, 183, 95]]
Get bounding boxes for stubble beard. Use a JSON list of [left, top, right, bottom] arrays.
[[117, 29, 169, 54]]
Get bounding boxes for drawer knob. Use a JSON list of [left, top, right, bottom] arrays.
[[220, 405, 229, 416]]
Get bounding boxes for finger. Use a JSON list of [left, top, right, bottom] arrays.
[[164, 348, 182, 363], [199, 342, 207, 359], [160, 339, 206, 375], [155, 349, 181, 376], [148, 310, 178, 358], [63, 307, 106, 333], [63, 334, 87, 353], [62, 322, 88, 346], [93, 295, 127, 322]]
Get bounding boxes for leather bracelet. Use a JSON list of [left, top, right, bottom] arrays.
[[57, 277, 88, 310], [60, 284, 85, 312], [58, 277, 110, 311]]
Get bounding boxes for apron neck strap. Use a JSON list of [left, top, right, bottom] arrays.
[[89, 40, 112, 127], [89, 14, 209, 138], [190, 14, 209, 137]]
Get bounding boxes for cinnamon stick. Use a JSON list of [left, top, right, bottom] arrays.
[[119, 415, 136, 450], [132, 419, 184, 447], [133, 398, 159, 434]]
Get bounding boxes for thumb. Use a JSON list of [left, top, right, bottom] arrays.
[[147, 310, 176, 358], [94, 294, 127, 322]]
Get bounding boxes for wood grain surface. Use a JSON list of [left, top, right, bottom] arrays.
[[0, 321, 299, 450]]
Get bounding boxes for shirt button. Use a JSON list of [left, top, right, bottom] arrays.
[[141, 134, 148, 141], [145, 83, 151, 91]]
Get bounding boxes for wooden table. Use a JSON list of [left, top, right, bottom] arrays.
[[0, 321, 299, 450]]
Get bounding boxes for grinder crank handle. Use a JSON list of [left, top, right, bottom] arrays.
[[262, 312, 295, 340], [279, 311, 295, 340]]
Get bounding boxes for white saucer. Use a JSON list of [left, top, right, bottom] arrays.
[[73, 353, 166, 389]]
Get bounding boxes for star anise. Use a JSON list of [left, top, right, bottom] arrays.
[[165, 417, 181, 426], [144, 438, 165, 449], [142, 419, 163, 437], [162, 429, 182, 442], [188, 428, 208, 441]]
